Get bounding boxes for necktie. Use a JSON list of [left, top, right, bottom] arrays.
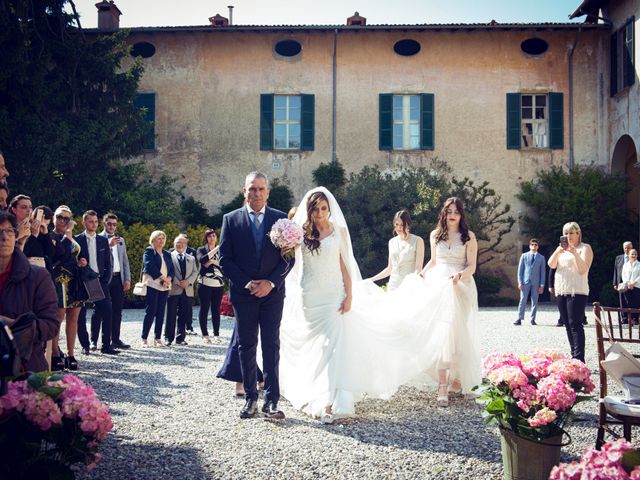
[[178, 254, 186, 277], [252, 211, 261, 228]]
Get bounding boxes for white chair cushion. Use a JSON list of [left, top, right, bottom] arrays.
[[604, 395, 640, 417]]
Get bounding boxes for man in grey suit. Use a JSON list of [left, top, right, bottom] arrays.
[[515, 238, 546, 326], [164, 235, 198, 346], [614, 241, 634, 324], [92, 213, 132, 349]]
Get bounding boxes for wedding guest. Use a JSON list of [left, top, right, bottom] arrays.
[[196, 229, 224, 344], [548, 222, 593, 363], [8, 194, 37, 251], [176, 233, 196, 334], [621, 249, 640, 325], [613, 241, 633, 324], [0, 182, 9, 210], [0, 149, 9, 184], [50, 205, 84, 370], [22, 205, 55, 271], [140, 230, 173, 347], [367, 210, 424, 290], [164, 235, 198, 346], [514, 238, 545, 326], [0, 210, 58, 372]]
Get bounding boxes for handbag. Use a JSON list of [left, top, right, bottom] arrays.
[[623, 375, 640, 403], [83, 277, 106, 303], [133, 268, 147, 297], [618, 282, 629, 293]]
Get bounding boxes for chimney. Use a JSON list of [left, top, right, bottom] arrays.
[[209, 13, 229, 27], [227, 5, 234, 26], [95, 1, 121, 32], [347, 11, 366, 26]]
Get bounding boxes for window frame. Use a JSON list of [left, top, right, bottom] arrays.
[[520, 93, 549, 149], [611, 16, 635, 96], [273, 95, 302, 150]]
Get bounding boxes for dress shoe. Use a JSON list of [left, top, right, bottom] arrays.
[[175, 340, 188, 346], [100, 347, 120, 355], [186, 329, 197, 336], [164, 340, 172, 347], [81, 347, 91, 355], [112, 340, 131, 349], [90, 342, 98, 351], [555, 322, 564, 327], [530, 320, 537, 326], [513, 320, 521, 326], [262, 401, 285, 420], [240, 399, 259, 419]]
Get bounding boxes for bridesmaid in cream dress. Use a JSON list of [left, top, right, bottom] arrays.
[[368, 210, 425, 290]]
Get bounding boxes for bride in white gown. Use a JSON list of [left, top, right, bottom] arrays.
[[279, 188, 481, 423]]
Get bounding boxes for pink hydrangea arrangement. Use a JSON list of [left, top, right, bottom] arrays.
[[474, 349, 595, 441], [0, 371, 113, 478], [549, 439, 640, 479], [269, 218, 303, 259]]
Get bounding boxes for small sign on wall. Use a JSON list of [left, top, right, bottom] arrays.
[[272, 161, 281, 169]]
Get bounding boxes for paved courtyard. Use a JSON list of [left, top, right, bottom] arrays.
[[75, 304, 613, 479]]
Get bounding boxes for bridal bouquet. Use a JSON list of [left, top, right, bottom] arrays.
[[269, 218, 303, 259], [550, 439, 640, 479], [473, 349, 595, 441], [0, 371, 113, 478]]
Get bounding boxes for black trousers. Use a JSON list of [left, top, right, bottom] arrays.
[[142, 288, 168, 340], [77, 281, 112, 348], [91, 276, 125, 344], [620, 289, 631, 323], [624, 288, 640, 323], [165, 292, 192, 343], [77, 306, 89, 350], [557, 294, 588, 363], [198, 285, 223, 337]]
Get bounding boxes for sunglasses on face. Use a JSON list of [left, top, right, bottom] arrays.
[[105, 222, 117, 227], [56, 216, 71, 223]]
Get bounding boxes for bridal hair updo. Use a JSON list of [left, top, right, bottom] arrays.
[[393, 210, 412, 235], [303, 191, 329, 254], [434, 197, 470, 245]]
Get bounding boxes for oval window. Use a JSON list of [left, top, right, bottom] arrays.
[[131, 42, 156, 58], [520, 38, 548, 56], [274, 39, 302, 57], [393, 39, 421, 56]]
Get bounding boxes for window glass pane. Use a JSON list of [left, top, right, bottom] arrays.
[[409, 135, 420, 149], [522, 107, 532, 119], [393, 96, 403, 109], [393, 124, 403, 137], [275, 96, 286, 108], [410, 124, 420, 137], [274, 124, 286, 148], [536, 95, 546, 106], [289, 95, 301, 109], [409, 107, 419, 121], [288, 124, 301, 148], [393, 135, 403, 149], [289, 107, 301, 121], [409, 95, 420, 110], [393, 108, 403, 121], [535, 107, 545, 119], [275, 108, 287, 121], [521, 95, 532, 107]]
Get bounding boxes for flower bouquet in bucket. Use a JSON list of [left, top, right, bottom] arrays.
[[473, 350, 595, 480], [0, 371, 113, 479], [268, 218, 303, 259]]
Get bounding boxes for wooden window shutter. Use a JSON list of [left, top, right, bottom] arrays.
[[134, 93, 156, 150], [625, 17, 635, 88], [379, 94, 393, 150], [260, 94, 274, 151], [420, 93, 434, 150], [611, 32, 618, 96], [506, 93, 521, 149], [300, 94, 315, 151], [548, 92, 564, 149]]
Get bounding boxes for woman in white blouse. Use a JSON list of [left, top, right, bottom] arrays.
[[368, 210, 425, 291], [622, 249, 640, 324], [547, 221, 593, 363]]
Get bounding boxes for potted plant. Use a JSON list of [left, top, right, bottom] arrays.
[[550, 439, 640, 479], [0, 371, 113, 479], [474, 349, 595, 480]]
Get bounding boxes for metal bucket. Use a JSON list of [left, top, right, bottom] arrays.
[[500, 428, 569, 480]]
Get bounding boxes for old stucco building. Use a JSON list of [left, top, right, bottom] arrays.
[[93, 1, 640, 289]]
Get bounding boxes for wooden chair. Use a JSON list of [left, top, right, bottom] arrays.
[[594, 302, 640, 449]]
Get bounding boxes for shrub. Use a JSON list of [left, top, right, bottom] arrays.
[[312, 161, 347, 193]]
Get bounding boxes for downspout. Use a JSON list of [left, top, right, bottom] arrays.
[[332, 29, 338, 163], [568, 28, 582, 170]]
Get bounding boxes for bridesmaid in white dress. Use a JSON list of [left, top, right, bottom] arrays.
[[368, 210, 425, 290], [419, 197, 480, 407]]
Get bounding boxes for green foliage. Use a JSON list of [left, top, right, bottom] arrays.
[[210, 193, 244, 229], [268, 177, 294, 213], [312, 161, 347, 193], [517, 165, 638, 302], [0, 1, 181, 223], [180, 196, 212, 227]]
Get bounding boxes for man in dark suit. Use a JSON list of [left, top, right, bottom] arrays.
[[165, 235, 198, 346], [91, 213, 132, 350], [614, 241, 634, 324], [219, 172, 292, 420], [515, 238, 546, 326], [75, 210, 118, 354]]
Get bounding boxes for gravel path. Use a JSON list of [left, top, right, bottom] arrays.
[[74, 304, 611, 480]]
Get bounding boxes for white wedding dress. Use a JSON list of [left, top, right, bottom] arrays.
[[279, 188, 481, 419]]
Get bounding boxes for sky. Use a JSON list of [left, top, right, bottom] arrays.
[[71, 0, 586, 28]]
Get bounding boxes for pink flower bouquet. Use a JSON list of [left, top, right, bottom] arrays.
[[550, 439, 640, 479], [0, 371, 113, 478], [269, 218, 303, 259], [474, 349, 594, 441]]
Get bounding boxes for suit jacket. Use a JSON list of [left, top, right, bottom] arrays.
[[614, 254, 627, 287], [169, 250, 198, 297], [142, 246, 175, 280], [517, 251, 546, 288], [219, 205, 291, 300], [99, 230, 131, 284], [74, 232, 112, 285]]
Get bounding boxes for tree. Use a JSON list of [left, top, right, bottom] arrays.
[[517, 165, 637, 303], [0, 0, 180, 222]]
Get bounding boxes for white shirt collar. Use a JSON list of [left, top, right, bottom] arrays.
[[246, 204, 266, 217], [85, 231, 97, 239]]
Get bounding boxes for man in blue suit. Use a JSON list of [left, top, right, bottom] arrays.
[[219, 172, 292, 420], [514, 238, 546, 326]]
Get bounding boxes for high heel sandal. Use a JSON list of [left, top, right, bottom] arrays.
[[65, 356, 78, 371], [154, 339, 164, 347], [51, 355, 65, 371], [449, 380, 463, 396], [437, 384, 449, 407], [203, 336, 213, 345]]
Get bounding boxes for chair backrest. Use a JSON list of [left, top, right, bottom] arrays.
[[593, 302, 640, 399]]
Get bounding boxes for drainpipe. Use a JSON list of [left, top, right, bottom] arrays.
[[332, 29, 338, 163], [568, 28, 581, 170], [227, 6, 233, 25]]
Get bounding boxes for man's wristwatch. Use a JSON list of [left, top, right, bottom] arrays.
[[268, 281, 275, 289]]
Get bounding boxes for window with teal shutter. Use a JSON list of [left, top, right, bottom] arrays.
[[506, 93, 521, 149], [548, 92, 563, 149], [260, 94, 274, 150], [420, 93, 434, 150], [380, 93, 433, 150], [301, 94, 314, 151], [134, 93, 155, 150], [260, 94, 314, 151], [625, 17, 635, 88], [611, 17, 635, 96], [379, 94, 393, 150]]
